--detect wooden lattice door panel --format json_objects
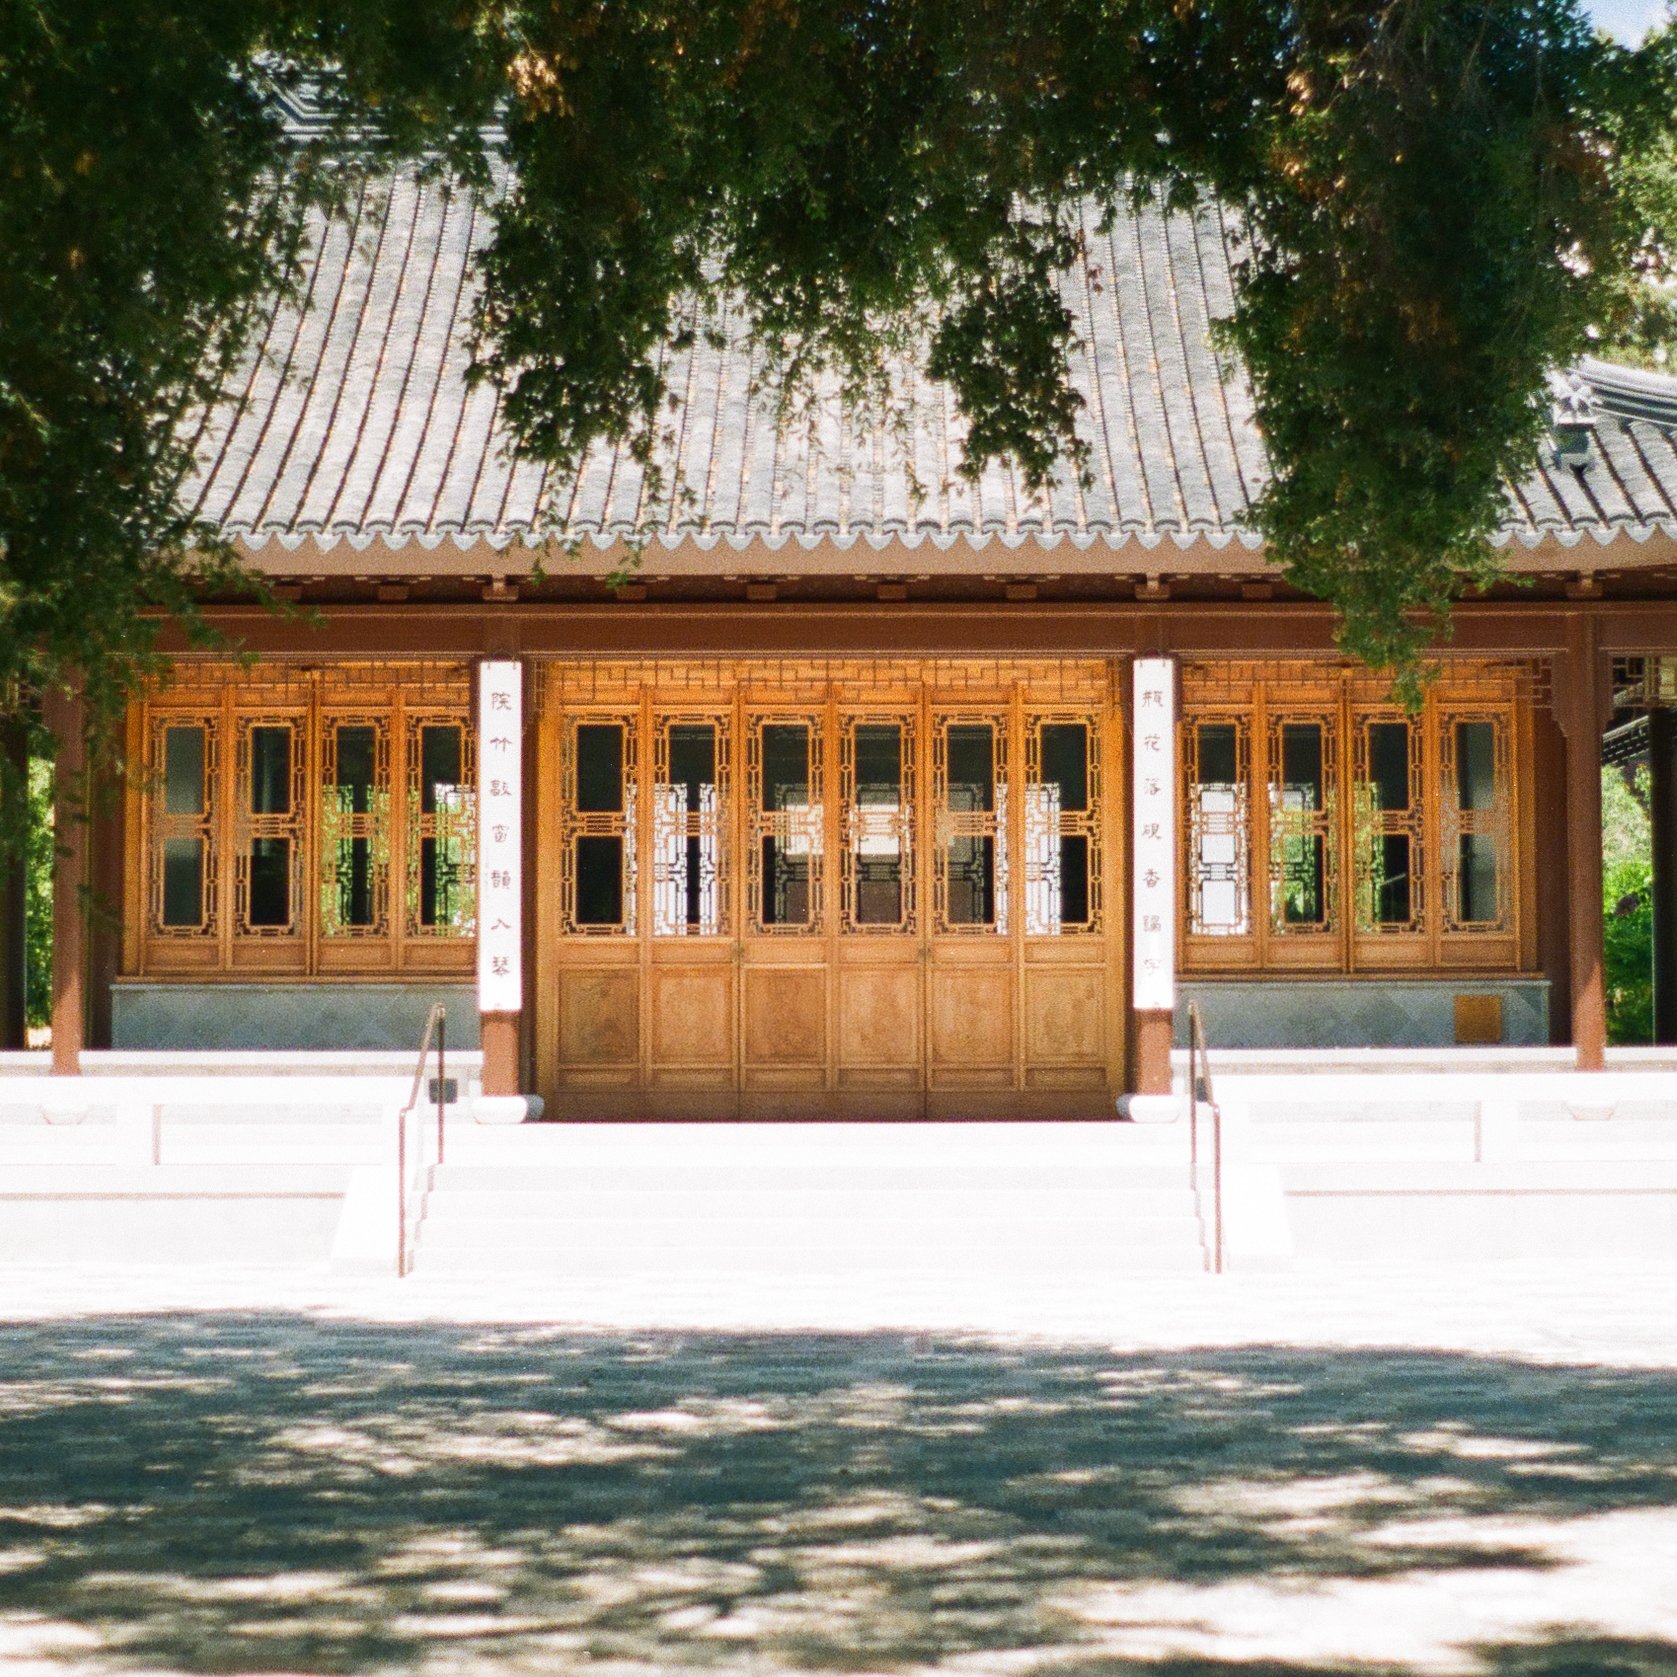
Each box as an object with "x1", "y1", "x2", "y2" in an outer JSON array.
[
  {"x1": 1178, "y1": 660, "x2": 1535, "y2": 977},
  {"x1": 555, "y1": 956, "x2": 640, "y2": 1083},
  {"x1": 926, "y1": 951, "x2": 1016, "y2": 1089},
  {"x1": 536, "y1": 659, "x2": 1122, "y2": 1118},
  {"x1": 740, "y1": 958, "x2": 828, "y2": 1087},
  {"x1": 1022, "y1": 955, "x2": 1109, "y2": 1089},
  {"x1": 646, "y1": 951, "x2": 736, "y2": 1087},
  {"x1": 127, "y1": 663, "x2": 476, "y2": 979}
]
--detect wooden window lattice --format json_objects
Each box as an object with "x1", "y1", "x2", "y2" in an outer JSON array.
[
  {"x1": 1184, "y1": 714, "x2": 1250, "y2": 937},
  {"x1": 932, "y1": 711, "x2": 1009, "y2": 935},
  {"x1": 1266, "y1": 712, "x2": 1339, "y2": 937},
  {"x1": 559, "y1": 713, "x2": 637, "y2": 936},
  {"x1": 841, "y1": 712, "x2": 917, "y2": 935},
  {"x1": 653, "y1": 714, "x2": 729, "y2": 937},
  {"x1": 1180, "y1": 659, "x2": 1526, "y2": 968},
  {"x1": 318, "y1": 715, "x2": 391, "y2": 938},
  {"x1": 1440, "y1": 711, "x2": 1512, "y2": 933},
  {"x1": 1024, "y1": 714, "x2": 1102, "y2": 935},
  {"x1": 147, "y1": 716, "x2": 219, "y2": 939},
  {"x1": 135, "y1": 661, "x2": 478, "y2": 975},
  {"x1": 747, "y1": 713, "x2": 825, "y2": 934},
  {"x1": 234, "y1": 715, "x2": 305, "y2": 937},
  {"x1": 1352, "y1": 713, "x2": 1425, "y2": 936}
]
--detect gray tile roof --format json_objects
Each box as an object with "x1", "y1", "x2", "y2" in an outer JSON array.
[{"x1": 183, "y1": 172, "x2": 1677, "y2": 557}]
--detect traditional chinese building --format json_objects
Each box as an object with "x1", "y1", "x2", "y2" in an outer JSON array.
[{"x1": 16, "y1": 170, "x2": 1677, "y2": 1118}]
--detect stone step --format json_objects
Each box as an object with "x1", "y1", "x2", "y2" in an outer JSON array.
[
  {"x1": 416, "y1": 1209, "x2": 1203, "y2": 1246},
  {"x1": 424, "y1": 1162, "x2": 1192, "y2": 1195},
  {"x1": 407, "y1": 1252, "x2": 1209, "y2": 1278},
  {"x1": 438, "y1": 1121, "x2": 1192, "y2": 1165},
  {"x1": 421, "y1": 1184, "x2": 1196, "y2": 1219}
]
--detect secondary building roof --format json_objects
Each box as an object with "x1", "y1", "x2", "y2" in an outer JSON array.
[{"x1": 183, "y1": 171, "x2": 1677, "y2": 561}]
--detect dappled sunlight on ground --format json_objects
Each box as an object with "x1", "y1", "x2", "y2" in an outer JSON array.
[{"x1": 0, "y1": 1317, "x2": 1676, "y2": 1673}]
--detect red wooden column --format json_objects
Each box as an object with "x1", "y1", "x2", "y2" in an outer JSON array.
[
  {"x1": 1130, "y1": 657, "x2": 1177, "y2": 1096},
  {"x1": 1559, "y1": 620, "x2": 1608, "y2": 1070},
  {"x1": 0, "y1": 715, "x2": 27, "y2": 1050},
  {"x1": 42, "y1": 685, "x2": 86, "y2": 1076},
  {"x1": 1649, "y1": 705, "x2": 1677, "y2": 1044},
  {"x1": 476, "y1": 659, "x2": 525, "y2": 1099}
]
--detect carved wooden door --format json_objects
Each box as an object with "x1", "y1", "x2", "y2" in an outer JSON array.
[{"x1": 538, "y1": 662, "x2": 1120, "y2": 1119}]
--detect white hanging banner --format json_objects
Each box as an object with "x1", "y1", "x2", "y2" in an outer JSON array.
[
  {"x1": 476, "y1": 660, "x2": 523, "y2": 1015},
  {"x1": 1131, "y1": 657, "x2": 1177, "y2": 1012}
]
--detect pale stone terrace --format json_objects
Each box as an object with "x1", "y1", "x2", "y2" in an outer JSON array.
[{"x1": 1, "y1": 1264, "x2": 1675, "y2": 1675}]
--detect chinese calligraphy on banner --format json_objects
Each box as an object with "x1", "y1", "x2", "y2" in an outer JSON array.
[
  {"x1": 1131, "y1": 658, "x2": 1176, "y2": 1012},
  {"x1": 476, "y1": 661, "x2": 522, "y2": 1014}
]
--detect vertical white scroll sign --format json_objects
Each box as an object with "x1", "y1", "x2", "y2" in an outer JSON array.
[
  {"x1": 1131, "y1": 658, "x2": 1177, "y2": 1012},
  {"x1": 476, "y1": 660, "x2": 523, "y2": 1014}
]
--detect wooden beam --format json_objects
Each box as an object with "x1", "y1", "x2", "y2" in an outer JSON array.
[
  {"x1": 0, "y1": 717, "x2": 27, "y2": 1050},
  {"x1": 142, "y1": 597, "x2": 1677, "y2": 663},
  {"x1": 1650, "y1": 707, "x2": 1677, "y2": 1044},
  {"x1": 1558, "y1": 620, "x2": 1608, "y2": 1070},
  {"x1": 42, "y1": 685, "x2": 86, "y2": 1076}
]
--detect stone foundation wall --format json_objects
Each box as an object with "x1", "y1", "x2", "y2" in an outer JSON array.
[
  {"x1": 112, "y1": 984, "x2": 480, "y2": 1052},
  {"x1": 1177, "y1": 979, "x2": 1550, "y2": 1050}
]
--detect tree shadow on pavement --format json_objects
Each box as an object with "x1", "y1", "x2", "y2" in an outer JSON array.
[{"x1": 1, "y1": 1317, "x2": 1675, "y2": 1673}]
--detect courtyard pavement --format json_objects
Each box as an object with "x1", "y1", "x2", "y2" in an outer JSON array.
[{"x1": 1, "y1": 1262, "x2": 1675, "y2": 1675}]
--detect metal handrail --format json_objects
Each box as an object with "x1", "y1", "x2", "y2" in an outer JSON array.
[
  {"x1": 1186, "y1": 1002, "x2": 1224, "y2": 1275},
  {"x1": 396, "y1": 1003, "x2": 446, "y2": 1278}
]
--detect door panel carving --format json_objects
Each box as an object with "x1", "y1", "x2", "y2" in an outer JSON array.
[
  {"x1": 648, "y1": 965, "x2": 734, "y2": 1071},
  {"x1": 1024, "y1": 966, "x2": 1106, "y2": 1064},
  {"x1": 743, "y1": 967, "x2": 827, "y2": 1067},
  {"x1": 837, "y1": 963, "x2": 922, "y2": 1072},
  {"x1": 928, "y1": 963, "x2": 1014, "y2": 1081},
  {"x1": 558, "y1": 969, "x2": 638, "y2": 1067}
]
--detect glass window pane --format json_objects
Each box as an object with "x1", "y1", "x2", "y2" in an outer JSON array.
[
  {"x1": 575, "y1": 836, "x2": 625, "y2": 925},
  {"x1": 161, "y1": 838, "x2": 203, "y2": 928},
  {"x1": 761, "y1": 836, "x2": 815, "y2": 925},
  {"x1": 420, "y1": 726, "x2": 463, "y2": 814},
  {"x1": 1057, "y1": 834, "x2": 1090, "y2": 925},
  {"x1": 654, "y1": 722, "x2": 720, "y2": 936},
  {"x1": 162, "y1": 727, "x2": 205, "y2": 817},
  {"x1": 334, "y1": 726, "x2": 377, "y2": 814},
  {"x1": 1028, "y1": 722, "x2": 1091, "y2": 931},
  {"x1": 248, "y1": 837, "x2": 291, "y2": 927},
  {"x1": 854, "y1": 724, "x2": 901, "y2": 802},
  {"x1": 945, "y1": 837, "x2": 997, "y2": 925},
  {"x1": 323, "y1": 724, "x2": 381, "y2": 933},
  {"x1": 1456, "y1": 722, "x2": 1497, "y2": 811},
  {"x1": 851, "y1": 722, "x2": 906, "y2": 927},
  {"x1": 1198, "y1": 721, "x2": 1238, "y2": 786},
  {"x1": 667, "y1": 723, "x2": 715, "y2": 795},
  {"x1": 1039, "y1": 723, "x2": 1088, "y2": 810},
  {"x1": 419, "y1": 829, "x2": 469, "y2": 928},
  {"x1": 1280, "y1": 724, "x2": 1324, "y2": 802},
  {"x1": 946, "y1": 724, "x2": 995, "y2": 812},
  {"x1": 576, "y1": 724, "x2": 624, "y2": 813},
  {"x1": 1274, "y1": 723, "x2": 1327, "y2": 928},
  {"x1": 249, "y1": 726, "x2": 291, "y2": 815},
  {"x1": 762, "y1": 724, "x2": 810, "y2": 811},
  {"x1": 1367, "y1": 721, "x2": 1411, "y2": 810},
  {"x1": 1458, "y1": 833, "x2": 1499, "y2": 923},
  {"x1": 1374, "y1": 833, "x2": 1413, "y2": 925},
  {"x1": 1190, "y1": 721, "x2": 1248, "y2": 936},
  {"x1": 757, "y1": 722, "x2": 819, "y2": 929}
]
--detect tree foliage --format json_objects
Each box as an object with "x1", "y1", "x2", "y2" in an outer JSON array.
[
  {"x1": 479, "y1": 0, "x2": 1677, "y2": 692},
  {"x1": 3, "y1": 0, "x2": 1676, "y2": 859},
  {"x1": 0, "y1": 1, "x2": 499, "y2": 847}
]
